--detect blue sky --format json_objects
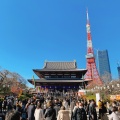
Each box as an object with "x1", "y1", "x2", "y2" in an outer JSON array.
[{"x1": 0, "y1": 0, "x2": 120, "y2": 87}]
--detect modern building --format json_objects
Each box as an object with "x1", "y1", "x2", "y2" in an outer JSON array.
[
  {"x1": 117, "y1": 66, "x2": 120, "y2": 80},
  {"x1": 28, "y1": 61, "x2": 91, "y2": 93},
  {"x1": 97, "y1": 50, "x2": 112, "y2": 83}
]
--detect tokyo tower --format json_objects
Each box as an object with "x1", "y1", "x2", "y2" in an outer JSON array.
[{"x1": 85, "y1": 10, "x2": 103, "y2": 87}]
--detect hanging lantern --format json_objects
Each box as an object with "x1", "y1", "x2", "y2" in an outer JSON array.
[
  {"x1": 117, "y1": 84, "x2": 120, "y2": 87},
  {"x1": 112, "y1": 85, "x2": 114, "y2": 88}
]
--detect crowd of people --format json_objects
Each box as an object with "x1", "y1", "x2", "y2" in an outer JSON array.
[{"x1": 0, "y1": 94, "x2": 120, "y2": 120}]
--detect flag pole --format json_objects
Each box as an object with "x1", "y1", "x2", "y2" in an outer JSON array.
[
  {"x1": 82, "y1": 74, "x2": 85, "y2": 89},
  {"x1": 32, "y1": 75, "x2": 35, "y2": 89}
]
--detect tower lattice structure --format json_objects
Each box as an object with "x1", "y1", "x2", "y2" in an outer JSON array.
[{"x1": 85, "y1": 10, "x2": 103, "y2": 87}]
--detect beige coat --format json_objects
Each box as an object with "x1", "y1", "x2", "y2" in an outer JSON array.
[{"x1": 57, "y1": 110, "x2": 70, "y2": 120}]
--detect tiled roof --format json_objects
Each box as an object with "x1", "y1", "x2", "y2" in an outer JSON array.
[{"x1": 43, "y1": 61, "x2": 77, "y2": 70}]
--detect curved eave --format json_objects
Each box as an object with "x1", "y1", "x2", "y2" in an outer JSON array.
[
  {"x1": 33, "y1": 69, "x2": 87, "y2": 78},
  {"x1": 33, "y1": 69, "x2": 87, "y2": 72},
  {"x1": 28, "y1": 78, "x2": 92, "y2": 85}
]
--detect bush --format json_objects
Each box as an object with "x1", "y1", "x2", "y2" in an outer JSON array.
[
  {"x1": 18, "y1": 95, "x2": 27, "y2": 101},
  {"x1": 86, "y1": 94, "x2": 96, "y2": 100},
  {"x1": 18, "y1": 93, "x2": 33, "y2": 101},
  {"x1": 25, "y1": 93, "x2": 33, "y2": 98}
]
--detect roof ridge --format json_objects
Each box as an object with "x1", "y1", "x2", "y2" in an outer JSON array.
[
  {"x1": 43, "y1": 61, "x2": 77, "y2": 70},
  {"x1": 45, "y1": 61, "x2": 75, "y2": 63}
]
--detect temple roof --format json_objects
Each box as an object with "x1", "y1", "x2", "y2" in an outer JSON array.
[
  {"x1": 33, "y1": 61, "x2": 86, "y2": 72},
  {"x1": 43, "y1": 61, "x2": 77, "y2": 70},
  {"x1": 32, "y1": 61, "x2": 87, "y2": 78}
]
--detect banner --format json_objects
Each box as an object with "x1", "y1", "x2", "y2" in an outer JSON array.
[
  {"x1": 36, "y1": 86, "x2": 41, "y2": 93},
  {"x1": 96, "y1": 93, "x2": 100, "y2": 106}
]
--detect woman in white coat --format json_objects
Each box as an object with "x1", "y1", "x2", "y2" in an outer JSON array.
[
  {"x1": 57, "y1": 106, "x2": 70, "y2": 120},
  {"x1": 34, "y1": 102, "x2": 44, "y2": 120},
  {"x1": 109, "y1": 106, "x2": 120, "y2": 120}
]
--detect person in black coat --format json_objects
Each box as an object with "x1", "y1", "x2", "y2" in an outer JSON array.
[
  {"x1": 44, "y1": 100, "x2": 56, "y2": 120},
  {"x1": 89, "y1": 99, "x2": 97, "y2": 120},
  {"x1": 54, "y1": 99, "x2": 60, "y2": 120},
  {"x1": 101, "y1": 102, "x2": 108, "y2": 120},
  {"x1": 5, "y1": 109, "x2": 20, "y2": 120},
  {"x1": 72, "y1": 102, "x2": 87, "y2": 120},
  {"x1": 27, "y1": 99, "x2": 36, "y2": 120}
]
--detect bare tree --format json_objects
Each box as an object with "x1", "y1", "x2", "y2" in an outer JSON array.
[{"x1": 0, "y1": 67, "x2": 27, "y2": 94}]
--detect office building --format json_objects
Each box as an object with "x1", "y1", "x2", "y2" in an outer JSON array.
[
  {"x1": 97, "y1": 50, "x2": 112, "y2": 83},
  {"x1": 117, "y1": 66, "x2": 120, "y2": 79}
]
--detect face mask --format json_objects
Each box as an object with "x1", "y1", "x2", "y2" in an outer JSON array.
[{"x1": 79, "y1": 106, "x2": 83, "y2": 108}]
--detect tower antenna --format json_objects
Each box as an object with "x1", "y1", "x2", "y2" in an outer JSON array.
[{"x1": 86, "y1": 8, "x2": 89, "y2": 25}]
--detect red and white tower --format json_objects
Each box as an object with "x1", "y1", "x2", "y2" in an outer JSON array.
[{"x1": 85, "y1": 10, "x2": 103, "y2": 86}]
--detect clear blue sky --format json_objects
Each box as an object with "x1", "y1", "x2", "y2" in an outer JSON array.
[{"x1": 0, "y1": 0, "x2": 119, "y2": 87}]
